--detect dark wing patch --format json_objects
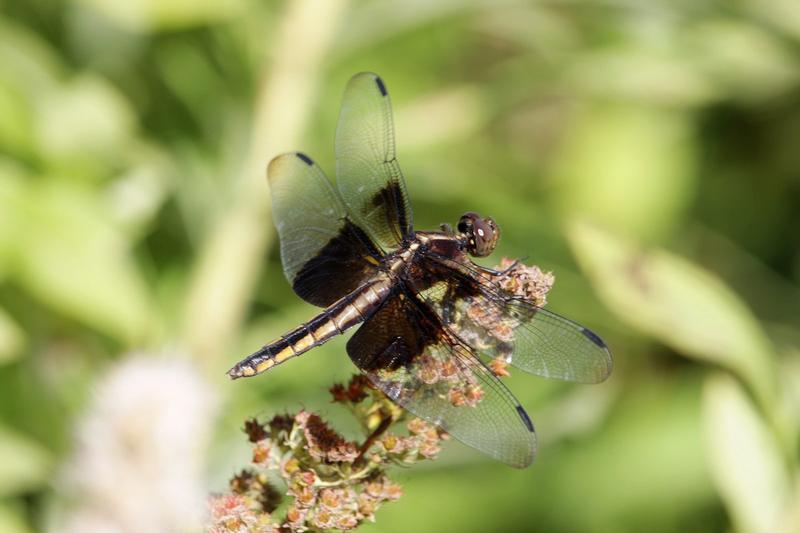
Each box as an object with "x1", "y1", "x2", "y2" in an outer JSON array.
[
  {"x1": 268, "y1": 153, "x2": 382, "y2": 307},
  {"x1": 291, "y1": 219, "x2": 382, "y2": 307},
  {"x1": 375, "y1": 75, "x2": 388, "y2": 96},
  {"x1": 347, "y1": 291, "x2": 536, "y2": 468},
  {"x1": 580, "y1": 327, "x2": 607, "y2": 349},
  {"x1": 335, "y1": 72, "x2": 414, "y2": 249},
  {"x1": 295, "y1": 152, "x2": 313, "y2": 166}
]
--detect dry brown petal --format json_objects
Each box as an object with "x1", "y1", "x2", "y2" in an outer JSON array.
[
  {"x1": 268, "y1": 414, "x2": 294, "y2": 435},
  {"x1": 406, "y1": 418, "x2": 428, "y2": 435},
  {"x1": 297, "y1": 411, "x2": 359, "y2": 464},
  {"x1": 380, "y1": 433, "x2": 404, "y2": 454},
  {"x1": 243, "y1": 418, "x2": 268, "y2": 443},
  {"x1": 229, "y1": 469, "x2": 255, "y2": 495},
  {"x1": 422, "y1": 427, "x2": 439, "y2": 442},
  {"x1": 439, "y1": 359, "x2": 459, "y2": 380},
  {"x1": 291, "y1": 485, "x2": 316, "y2": 508},
  {"x1": 296, "y1": 470, "x2": 317, "y2": 486},
  {"x1": 283, "y1": 505, "x2": 306, "y2": 531},
  {"x1": 489, "y1": 357, "x2": 511, "y2": 377},
  {"x1": 330, "y1": 374, "x2": 372, "y2": 404},
  {"x1": 448, "y1": 388, "x2": 467, "y2": 407},
  {"x1": 416, "y1": 355, "x2": 440, "y2": 385},
  {"x1": 364, "y1": 481, "x2": 383, "y2": 499},
  {"x1": 382, "y1": 481, "x2": 403, "y2": 501},
  {"x1": 280, "y1": 457, "x2": 300, "y2": 478},
  {"x1": 494, "y1": 258, "x2": 554, "y2": 306},
  {"x1": 419, "y1": 441, "x2": 441, "y2": 459},
  {"x1": 329, "y1": 383, "x2": 350, "y2": 403},
  {"x1": 256, "y1": 480, "x2": 283, "y2": 514},
  {"x1": 312, "y1": 509, "x2": 336, "y2": 529},
  {"x1": 336, "y1": 513, "x2": 359, "y2": 530},
  {"x1": 252, "y1": 441, "x2": 270, "y2": 464},
  {"x1": 208, "y1": 493, "x2": 262, "y2": 532},
  {"x1": 464, "y1": 384, "x2": 485, "y2": 406},
  {"x1": 319, "y1": 488, "x2": 343, "y2": 510},
  {"x1": 358, "y1": 494, "x2": 379, "y2": 519}
]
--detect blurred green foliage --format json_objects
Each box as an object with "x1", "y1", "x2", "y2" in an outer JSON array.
[{"x1": 0, "y1": 0, "x2": 798, "y2": 532}]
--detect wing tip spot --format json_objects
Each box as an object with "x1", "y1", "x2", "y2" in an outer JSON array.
[
  {"x1": 580, "y1": 327, "x2": 607, "y2": 349},
  {"x1": 516, "y1": 405, "x2": 535, "y2": 433},
  {"x1": 295, "y1": 152, "x2": 313, "y2": 166},
  {"x1": 374, "y1": 76, "x2": 388, "y2": 96}
]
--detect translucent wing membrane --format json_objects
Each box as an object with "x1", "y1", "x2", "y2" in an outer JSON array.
[
  {"x1": 421, "y1": 254, "x2": 613, "y2": 384},
  {"x1": 335, "y1": 72, "x2": 414, "y2": 249},
  {"x1": 259, "y1": 72, "x2": 609, "y2": 468},
  {"x1": 268, "y1": 153, "x2": 382, "y2": 307},
  {"x1": 347, "y1": 292, "x2": 536, "y2": 468}
]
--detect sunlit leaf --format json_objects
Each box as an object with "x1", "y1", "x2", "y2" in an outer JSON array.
[
  {"x1": 703, "y1": 373, "x2": 792, "y2": 533},
  {"x1": 0, "y1": 20, "x2": 63, "y2": 95},
  {"x1": 0, "y1": 21, "x2": 61, "y2": 159},
  {"x1": 562, "y1": 47, "x2": 719, "y2": 106},
  {"x1": 396, "y1": 85, "x2": 485, "y2": 150},
  {"x1": 35, "y1": 74, "x2": 136, "y2": 174},
  {"x1": 687, "y1": 21, "x2": 800, "y2": 102},
  {"x1": 739, "y1": 0, "x2": 800, "y2": 41},
  {"x1": 551, "y1": 104, "x2": 695, "y2": 241},
  {"x1": 75, "y1": 0, "x2": 246, "y2": 32},
  {"x1": 0, "y1": 307, "x2": 24, "y2": 364},
  {"x1": 0, "y1": 503, "x2": 31, "y2": 533},
  {"x1": 0, "y1": 159, "x2": 28, "y2": 283},
  {"x1": 0, "y1": 425, "x2": 51, "y2": 497},
  {"x1": 0, "y1": 82, "x2": 34, "y2": 158},
  {"x1": 568, "y1": 221, "x2": 777, "y2": 409},
  {"x1": 12, "y1": 180, "x2": 152, "y2": 344}
]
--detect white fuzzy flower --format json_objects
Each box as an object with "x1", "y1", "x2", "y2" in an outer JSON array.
[{"x1": 57, "y1": 354, "x2": 217, "y2": 533}]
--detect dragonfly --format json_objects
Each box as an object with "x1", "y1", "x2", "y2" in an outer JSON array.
[{"x1": 228, "y1": 72, "x2": 612, "y2": 468}]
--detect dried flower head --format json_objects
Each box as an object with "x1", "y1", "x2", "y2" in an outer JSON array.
[
  {"x1": 296, "y1": 411, "x2": 359, "y2": 463},
  {"x1": 243, "y1": 418, "x2": 268, "y2": 443},
  {"x1": 494, "y1": 257, "x2": 554, "y2": 306},
  {"x1": 210, "y1": 258, "x2": 552, "y2": 531},
  {"x1": 208, "y1": 374, "x2": 446, "y2": 532},
  {"x1": 330, "y1": 374, "x2": 372, "y2": 403}
]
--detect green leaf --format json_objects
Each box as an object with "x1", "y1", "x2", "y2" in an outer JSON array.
[
  {"x1": 0, "y1": 425, "x2": 51, "y2": 497},
  {"x1": 688, "y1": 21, "x2": 800, "y2": 102},
  {"x1": 35, "y1": 74, "x2": 136, "y2": 175},
  {"x1": 568, "y1": 221, "x2": 777, "y2": 409},
  {"x1": 11, "y1": 180, "x2": 152, "y2": 344},
  {"x1": 0, "y1": 307, "x2": 24, "y2": 364},
  {"x1": 703, "y1": 373, "x2": 792, "y2": 533},
  {"x1": 739, "y1": 0, "x2": 800, "y2": 41},
  {"x1": 74, "y1": 0, "x2": 246, "y2": 32},
  {"x1": 551, "y1": 104, "x2": 695, "y2": 241},
  {"x1": 0, "y1": 503, "x2": 32, "y2": 533},
  {"x1": 0, "y1": 159, "x2": 28, "y2": 277},
  {"x1": 0, "y1": 81, "x2": 35, "y2": 158}
]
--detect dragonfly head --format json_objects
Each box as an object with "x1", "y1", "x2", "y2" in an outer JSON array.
[{"x1": 457, "y1": 212, "x2": 500, "y2": 257}]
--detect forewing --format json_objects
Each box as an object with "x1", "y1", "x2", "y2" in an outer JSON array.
[
  {"x1": 421, "y1": 255, "x2": 613, "y2": 384},
  {"x1": 268, "y1": 152, "x2": 382, "y2": 307},
  {"x1": 335, "y1": 72, "x2": 413, "y2": 249},
  {"x1": 347, "y1": 293, "x2": 536, "y2": 468}
]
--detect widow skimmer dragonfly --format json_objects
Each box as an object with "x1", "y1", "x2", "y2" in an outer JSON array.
[{"x1": 229, "y1": 72, "x2": 612, "y2": 468}]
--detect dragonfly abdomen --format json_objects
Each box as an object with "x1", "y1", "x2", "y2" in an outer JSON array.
[{"x1": 228, "y1": 277, "x2": 392, "y2": 379}]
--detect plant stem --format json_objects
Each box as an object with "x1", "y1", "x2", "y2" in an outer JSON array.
[{"x1": 181, "y1": 0, "x2": 349, "y2": 374}]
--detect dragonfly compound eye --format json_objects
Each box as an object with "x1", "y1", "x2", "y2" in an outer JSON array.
[{"x1": 458, "y1": 213, "x2": 499, "y2": 257}]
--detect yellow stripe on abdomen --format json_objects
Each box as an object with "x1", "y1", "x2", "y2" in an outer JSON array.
[{"x1": 228, "y1": 277, "x2": 393, "y2": 379}]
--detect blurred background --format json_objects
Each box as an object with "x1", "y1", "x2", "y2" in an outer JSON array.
[{"x1": 1, "y1": 0, "x2": 799, "y2": 531}]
